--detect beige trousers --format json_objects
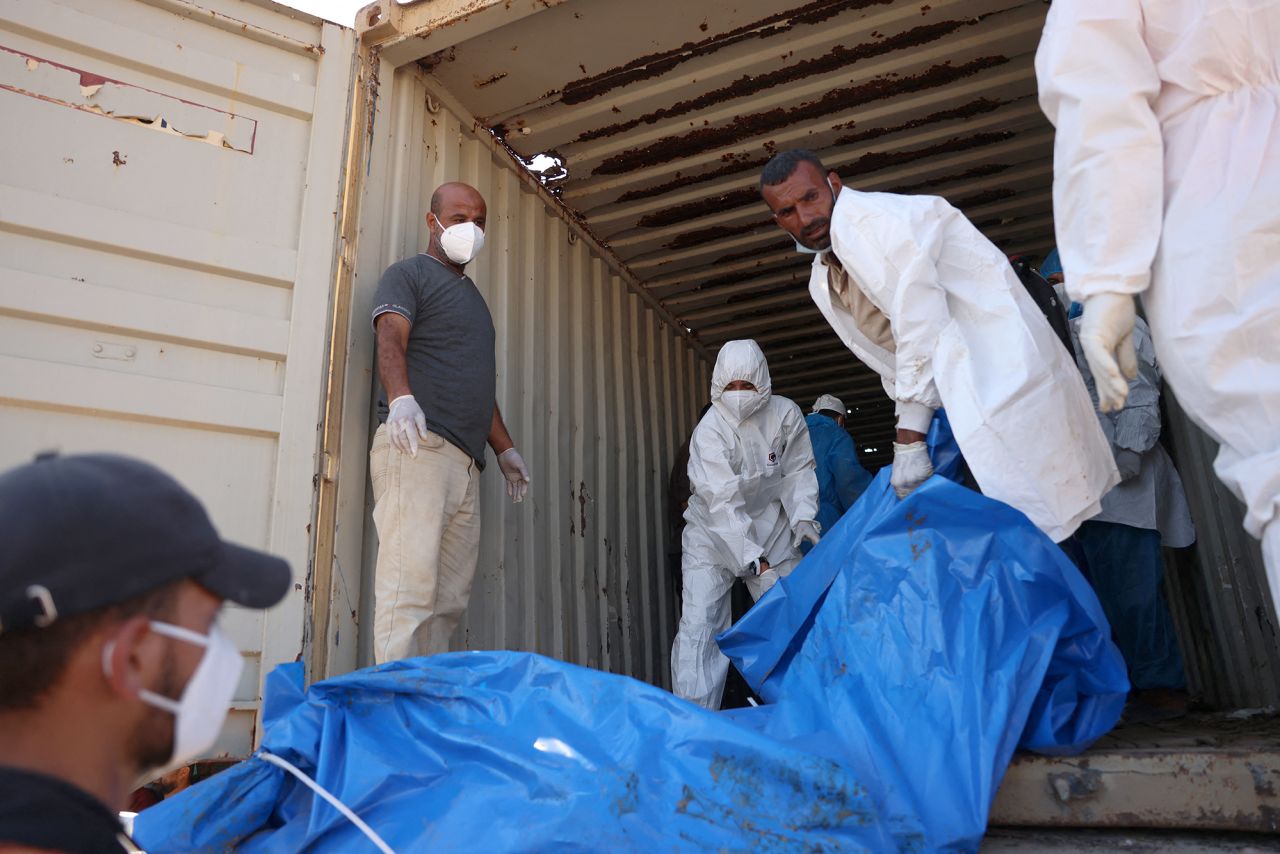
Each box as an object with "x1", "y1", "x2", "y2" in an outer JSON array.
[{"x1": 370, "y1": 423, "x2": 481, "y2": 664}]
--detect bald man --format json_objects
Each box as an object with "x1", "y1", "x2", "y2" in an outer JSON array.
[{"x1": 369, "y1": 182, "x2": 530, "y2": 663}]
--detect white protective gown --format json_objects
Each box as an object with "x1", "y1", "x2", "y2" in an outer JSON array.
[
  {"x1": 672, "y1": 339, "x2": 819, "y2": 709},
  {"x1": 809, "y1": 188, "x2": 1117, "y2": 542},
  {"x1": 1037, "y1": 0, "x2": 1280, "y2": 600},
  {"x1": 1072, "y1": 316, "x2": 1196, "y2": 548}
]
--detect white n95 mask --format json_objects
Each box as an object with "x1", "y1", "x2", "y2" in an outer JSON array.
[
  {"x1": 435, "y1": 218, "x2": 485, "y2": 265},
  {"x1": 720, "y1": 390, "x2": 763, "y2": 422},
  {"x1": 105, "y1": 620, "x2": 244, "y2": 775}
]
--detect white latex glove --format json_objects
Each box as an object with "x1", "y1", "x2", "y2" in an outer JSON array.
[
  {"x1": 792, "y1": 520, "x2": 821, "y2": 549},
  {"x1": 1115, "y1": 448, "x2": 1142, "y2": 482},
  {"x1": 891, "y1": 441, "x2": 933, "y2": 499},
  {"x1": 497, "y1": 448, "x2": 531, "y2": 503},
  {"x1": 1079, "y1": 293, "x2": 1139, "y2": 413},
  {"x1": 386, "y1": 394, "x2": 428, "y2": 457}
]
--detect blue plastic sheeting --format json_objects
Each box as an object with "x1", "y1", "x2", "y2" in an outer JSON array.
[
  {"x1": 718, "y1": 471, "x2": 1129, "y2": 850},
  {"x1": 721, "y1": 411, "x2": 963, "y2": 692},
  {"x1": 135, "y1": 654, "x2": 901, "y2": 852},
  {"x1": 135, "y1": 411, "x2": 1125, "y2": 853},
  {"x1": 926, "y1": 409, "x2": 963, "y2": 481}
]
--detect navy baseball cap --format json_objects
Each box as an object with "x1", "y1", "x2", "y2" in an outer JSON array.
[{"x1": 0, "y1": 453, "x2": 291, "y2": 633}]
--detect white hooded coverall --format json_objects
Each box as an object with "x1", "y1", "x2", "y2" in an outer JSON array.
[
  {"x1": 671, "y1": 340, "x2": 820, "y2": 710},
  {"x1": 809, "y1": 188, "x2": 1118, "y2": 542},
  {"x1": 1036, "y1": 0, "x2": 1280, "y2": 610}
]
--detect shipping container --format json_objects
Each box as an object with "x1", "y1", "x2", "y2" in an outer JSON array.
[{"x1": 2, "y1": 0, "x2": 1277, "y2": 837}]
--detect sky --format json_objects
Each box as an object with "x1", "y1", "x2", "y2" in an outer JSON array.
[{"x1": 279, "y1": 0, "x2": 368, "y2": 26}]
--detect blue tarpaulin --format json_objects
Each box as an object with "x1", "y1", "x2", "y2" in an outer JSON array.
[
  {"x1": 717, "y1": 470, "x2": 1128, "y2": 849},
  {"x1": 135, "y1": 653, "x2": 899, "y2": 852},
  {"x1": 135, "y1": 419, "x2": 1126, "y2": 852}
]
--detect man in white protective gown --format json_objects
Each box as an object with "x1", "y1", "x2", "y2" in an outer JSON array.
[
  {"x1": 1036, "y1": 0, "x2": 1280, "y2": 616},
  {"x1": 758, "y1": 149, "x2": 1117, "y2": 543},
  {"x1": 671, "y1": 339, "x2": 820, "y2": 710}
]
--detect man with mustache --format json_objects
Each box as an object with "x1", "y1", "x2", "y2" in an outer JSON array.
[{"x1": 759, "y1": 150, "x2": 1116, "y2": 543}]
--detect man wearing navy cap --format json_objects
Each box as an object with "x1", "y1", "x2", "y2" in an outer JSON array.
[{"x1": 0, "y1": 453, "x2": 291, "y2": 853}]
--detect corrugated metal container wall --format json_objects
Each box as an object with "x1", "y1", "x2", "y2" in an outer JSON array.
[
  {"x1": 0, "y1": 0, "x2": 353, "y2": 755},
  {"x1": 1161, "y1": 396, "x2": 1280, "y2": 709},
  {"x1": 323, "y1": 63, "x2": 710, "y2": 688}
]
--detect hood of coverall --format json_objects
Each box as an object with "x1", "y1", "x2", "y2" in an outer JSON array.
[{"x1": 710, "y1": 340, "x2": 773, "y2": 425}]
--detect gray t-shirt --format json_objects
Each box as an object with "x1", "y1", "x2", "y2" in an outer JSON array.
[{"x1": 372, "y1": 253, "x2": 496, "y2": 468}]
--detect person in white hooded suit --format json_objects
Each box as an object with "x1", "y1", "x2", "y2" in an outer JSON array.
[
  {"x1": 671, "y1": 339, "x2": 820, "y2": 709},
  {"x1": 759, "y1": 150, "x2": 1117, "y2": 543},
  {"x1": 1036, "y1": 0, "x2": 1280, "y2": 619}
]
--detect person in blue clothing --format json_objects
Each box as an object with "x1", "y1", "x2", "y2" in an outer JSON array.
[{"x1": 804, "y1": 395, "x2": 873, "y2": 547}]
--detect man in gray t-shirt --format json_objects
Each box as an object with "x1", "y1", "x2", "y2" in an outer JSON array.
[{"x1": 369, "y1": 181, "x2": 530, "y2": 664}]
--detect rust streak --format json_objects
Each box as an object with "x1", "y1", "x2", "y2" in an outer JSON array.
[
  {"x1": 593, "y1": 56, "x2": 1010, "y2": 176},
  {"x1": 475, "y1": 71, "x2": 508, "y2": 88},
  {"x1": 577, "y1": 19, "x2": 978, "y2": 143},
  {"x1": 636, "y1": 132, "x2": 1014, "y2": 228},
  {"x1": 674, "y1": 261, "x2": 813, "y2": 294},
  {"x1": 713, "y1": 239, "x2": 793, "y2": 265},
  {"x1": 665, "y1": 218, "x2": 773, "y2": 249},
  {"x1": 949, "y1": 187, "x2": 1018, "y2": 210},
  {"x1": 615, "y1": 96, "x2": 1013, "y2": 204},
  {"x1": 559, "y1": 0, "x2": 895, "y2": 105},
  {"x1": 833, "y1": 96, "x2": 1006, "y2": 146},
  {"x1": 617, "y1": 155, "x2": 770, "y2": 203},
  {"x1": 840, "y1": 131, "x2": 1014, "y2": 179},
  {"x1": 637, "y1": 188, "x2": 758, "y2": 228},
  {"x1": 891, "y1": 162, "x2": 1011, "y2": 196}
]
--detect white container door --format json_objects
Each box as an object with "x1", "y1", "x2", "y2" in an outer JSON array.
[{"x1": 0, "y1": 0, "x2": 355, "y2": 758}]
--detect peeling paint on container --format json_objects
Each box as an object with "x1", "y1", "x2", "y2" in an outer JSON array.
[{"x1": 0, "y1": 0, "x2": 355, "y2": 757}]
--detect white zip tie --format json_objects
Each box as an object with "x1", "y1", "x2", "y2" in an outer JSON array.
[
  {"x1": 747, "y1": 697, "x2": 759, "y2": 707},
  {"x1": 258, "y1": 750, "x2": 396, "y2": 854}
]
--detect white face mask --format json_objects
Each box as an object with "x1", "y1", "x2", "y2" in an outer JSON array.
[
  {"x1": 432, "y1": 215, "x2": 485, "y2": 266},
  {"x1": 720, "y1": 390, "x2": 763, "y2": 422},
  {"x1": 1051, "y1": 282, "x2": 1068, "y2": 309},
  {"x1": 104, "y1": 621, "x2": 243, "y2": 775}
]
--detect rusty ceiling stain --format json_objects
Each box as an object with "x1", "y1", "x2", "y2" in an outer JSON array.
[
  {"x1": 632, "y1": 131, "x2": 1014, "y2": 229},
  {"x1": 614, "y1": 97, "x2": 1012, "y2": 206},
  {"x1": 714, "y1": 238, "x2": 793, "y2": 265},
  {"x1": 666, "y1": 218, "x2": 774, "y2": 250},
  {"x1": 592, "y1": 55, "x2": 1010, "y2": 175},
  {"x1": 616, "y1": 155, "x2": 772, "y2": 203},
  {"x1": 950, "y1": 187, "x2": 1018, "y2": 210},
  {"x1": 637, "y1": 187, "x2": 760, "y2": 228},
  {"x1": 558, "y1": 0, "x2": 896, "y2": 105},
  {"x1": 842, "y1": 130, "x2": 1015, "y2": 179},
  {"x1": 833, "y1": 96, "x2": 1008, "y2": 146},
  {"x1": 476, "y1": 71, "x2": 509, "y2": 88},
  {"x1": 576, "y1": 18, "x2": 981, "y2": 143},
  {"x1": 891, "y1": 162, "x2": 1012, "y2": 196}
]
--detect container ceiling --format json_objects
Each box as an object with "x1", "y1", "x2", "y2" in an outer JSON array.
[{"x1": 413, "y1": 0, "x2": 1056, "y2": 468}]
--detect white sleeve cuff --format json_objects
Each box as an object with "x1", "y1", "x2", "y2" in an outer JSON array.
[{"x1": 895, "y1": 401, "x2": 936, "y2": 434}]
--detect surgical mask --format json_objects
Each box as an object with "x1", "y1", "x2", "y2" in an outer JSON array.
[
  {"x1": 720, "y1": 390, "x2": 762, "y2": 422},
  {"x1": 1051, "y1": 282, "x2": 1068, "y2": 309},
  {"x1": 791, "y1": 178, "x2": 838, "y2": 255},
  {"x1": 432, "y1": 215, "x2": 485, "y2": 265},
  {"x1": 104, "y1": 621, "x2": 243, "y2": 775}
]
